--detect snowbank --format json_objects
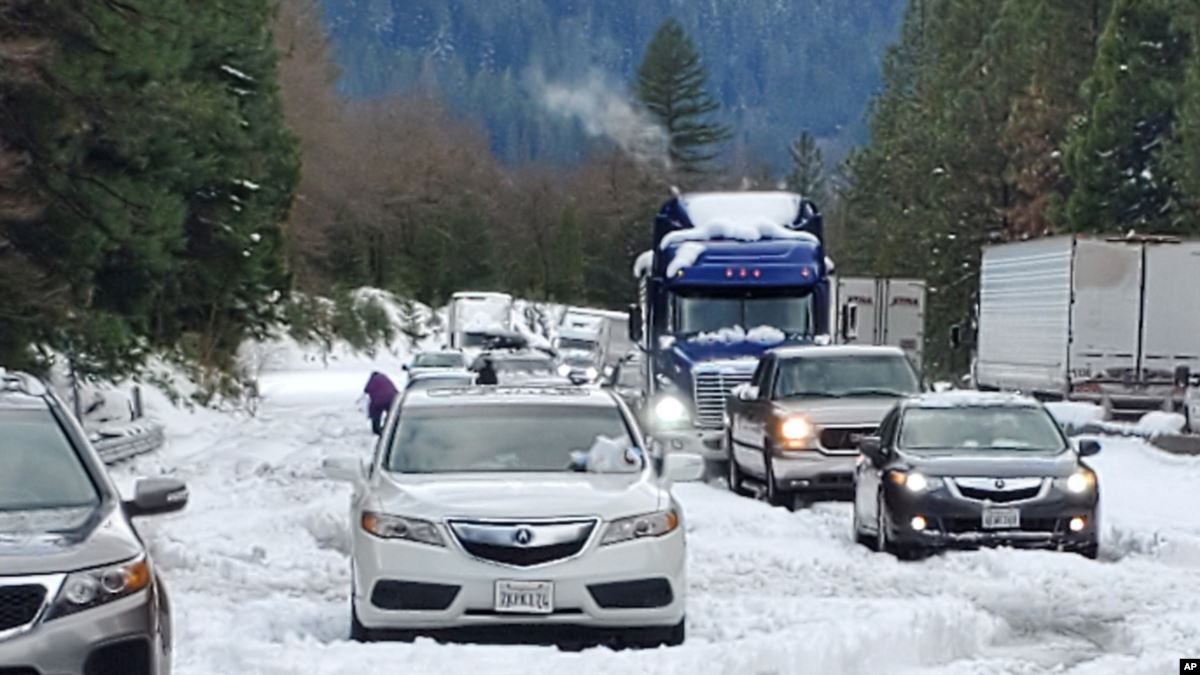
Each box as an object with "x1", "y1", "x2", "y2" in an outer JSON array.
[
  {"x1": 1045, "y1": 401, "x2": 1107, "y2": 431},
  {"x1": 1135, "y1": 411, "x2": 1186, "y2": 436}
]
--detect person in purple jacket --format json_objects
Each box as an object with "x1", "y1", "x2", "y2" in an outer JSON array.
[{"x1": 363, "y1": 371, "x2": 399, "y2": 435}]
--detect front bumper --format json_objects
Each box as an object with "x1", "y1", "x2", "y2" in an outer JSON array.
[
  {"x1": 883, "y1": 485, "x2": 1099, "y2": 551},
  {"x1": 771, "y1": 451, "x2": 857, "y2": 495},
  {"x1": 0, "y1": 586, "x2": 162, "y2": 675},
  {"x1": 353, "y1": 526, "x2": 687, "y2": 631}
]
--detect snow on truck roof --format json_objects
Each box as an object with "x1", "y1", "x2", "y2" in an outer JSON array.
[{"x1": 662, "y1": 192, "x2": 820, "y2": 248}]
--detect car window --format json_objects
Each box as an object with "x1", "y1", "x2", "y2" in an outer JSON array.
[
  {"x1": 774, "y1": 355, "x2": 920, "y2": 398},
  {"x1": 387, "y1": 404, "x2": 639, "y2": 473},
  {"x1": 877, "y1": 408, "x2": 900, "y2": 446},
  {"x1": 413, "y1": 353, "x2": 463, "y2": 368},
  {"x1": 0, "y1": 409, "x2": 100, "y2": 511},
  {"x1": 405, "y1": 375, "x2": 474, "y2": 392},
  {"x1": 899, "y1": 407, "x2": 1066, "y2": 452}
]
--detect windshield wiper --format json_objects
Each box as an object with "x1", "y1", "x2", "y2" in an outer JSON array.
[
  {"x1": 840, "y1": 388, "x2": 912, "y2": 398},
  {"x1": 780, "y1": 391, "x2": 843, "y2": 399}
]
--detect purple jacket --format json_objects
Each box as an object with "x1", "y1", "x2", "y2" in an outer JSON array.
[{"x1": 364, "y1": 372, "x2": 399, "y2": 416}]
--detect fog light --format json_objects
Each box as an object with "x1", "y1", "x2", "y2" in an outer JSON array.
[
  {"x1": 1069, "y1": 517, "x2": 1085, "y2": 532},
  {"x1": 910, "y1": 516, "x2": 927, "y2": 531}
]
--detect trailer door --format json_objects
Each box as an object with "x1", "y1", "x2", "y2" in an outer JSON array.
[
  {"x1": 1070, "y1": 239, "x2": 1143, "y2": 387},
  {"x1": 835, "y1": 277, "x2": 878, "y2": 345},
  {"x1": 882, "y1": 279, "x2": 926, "y2": 371},
  {"x1": 1140, "y1": 242, "x2": 1200, "y2": 384}
]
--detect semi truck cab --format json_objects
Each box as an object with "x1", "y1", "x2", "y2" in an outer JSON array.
[{"x1": 630, "y1": 192, "x2": 831, "y2": 465}]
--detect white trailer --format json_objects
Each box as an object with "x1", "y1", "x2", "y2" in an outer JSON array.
[
  {"x1": 447, "y1": 292, "x2": 515, "y2": 350},
  {"x1": 974, "y1": 236, "x2": 1200, "y2": 422},
  {"x1": 557, "y1": 307, "x2": 632, "y2": 369},
  {"x1": 830, "y1": 276, "x2": 926, "y2": 371}
]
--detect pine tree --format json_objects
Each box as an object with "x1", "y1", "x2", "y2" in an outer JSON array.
[
  {"x1": 633, "y1": 19, "x2": 731, "y2": 174},
  {"x1": 785, "y1": 132, "x2": 827, "y2": 206},
  {"x1": 1065, "y1": 0, "x2": 1195, "y2": 234},
  {"x1": 1171, "y1": 7, "x2": 1200, "y2": 209},
  {"x1": 553, "y1": 204, "x2": 584, "y2": 301}
]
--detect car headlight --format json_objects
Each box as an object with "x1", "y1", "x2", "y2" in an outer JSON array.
[
  {"x1": 557, "y1": 364, "x2": 572, "y2": 377},
  {"x1": 585, "y1": 367, "x2": 599, "y2": 381},
  {"x1": 600, "y1": 509, "x2": 680, "y2": 546},
  {"x1": 1063, "y1": 470, "x2": 1096, "y2": 494},
  {"x1": 654, "y1": 396, "x2": 689, "y2": 424},
  {"x1": 780, "y1": 416, "x2": 813, "y2": 441},
  {"x1": 887, "y1": 470, "x2": 943, "y2": 493},
  {"x1": 46, "y1": 556, "x2": 152, "y2": 620},
  {"x1": 361, "y1": 511, "x2": 445, "y2": 547}
]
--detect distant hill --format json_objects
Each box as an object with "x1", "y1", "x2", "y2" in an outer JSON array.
[{"x1": 319, "y1": 0, "x2": 906, "y2": 169}]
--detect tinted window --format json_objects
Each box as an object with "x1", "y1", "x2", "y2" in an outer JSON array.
[
  {"x1": 774, "y1": 355, "x2": 920, "y2": 398},
  {"x1": 413, "y1": 353, "x2": 464, "y2": 368},
  {"x1": 0, "y1": 409, "x2": 99, "y2": 511},
  {"x1": 405, "y1": 375, "x2": 474, "y2": 392},
  {"x1": 558, "y1": 338, "x2": 596, "y2": 352},
  {"x1": 388, "y1": 404, "x2": 638, "y2": 473},
  {"x1": 899, "y1": 407, "x2": 1066, "y2": 452},
  {"x1": 672, "y1": 293, "x2": 815, "y2": 336}
]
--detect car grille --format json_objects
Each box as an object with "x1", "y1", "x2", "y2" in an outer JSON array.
[
  {"x1": 957, "y1": 485, "x2": 1041, "y2": 503},
  {"x1": 940, "y1": 517, "x2": 1060, "y2": 533},
  {"x1": 0, "y1": 585, "x2": 46, "y2": 632},
  {"x1": 819, "y1": 427, "x2": 876, "y2": 452},
  {"x1": 952, "y1": 477, "x2": 1045, "y2": 503},
  {"x1": 693, "y1": 369, "x2": 753, "y2": 429},
  {"x1": 449, "y1": 519, "x2": 597, "y2": 567}
]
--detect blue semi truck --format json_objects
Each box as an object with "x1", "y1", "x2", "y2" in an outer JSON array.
[{"x1": 628, "y1": 191, "x2": 831, "y2": 466}]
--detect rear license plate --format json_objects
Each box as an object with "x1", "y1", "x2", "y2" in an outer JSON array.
[
  {"x1": 494, "y1": 580, "x2": 554, "y2": 614},
  {"x1": 982, "y1": 508, "x2": 1020, "y2": 529}
]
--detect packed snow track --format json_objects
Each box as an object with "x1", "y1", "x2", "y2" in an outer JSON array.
[{"x1": 114, "y1": 367, "x2": 1200, "y2": 675}]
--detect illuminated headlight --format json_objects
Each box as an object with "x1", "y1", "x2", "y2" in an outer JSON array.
[
  {"x1": 780, "y1": 417, "x2": 813, "y2": 441},
  {"x1": 585, "y1": 367, "x2": 599, "y2": 381},
  {"x1": 601, "y1": 509, "x2": 680, "y2": 546},
  {"x1": 361, "y1": 511, "x2": 445, "y2": 547},
  {"x1": 47, "y1": 556, "x2": 152, "y2": 620},
  {"x1": 557, "y1": 364, "x2": 572, "y2": 377},
  {"x1": 654, "y1": 396, "x2": 689, "y2": 424},
  {"x1": 888, "y1": 471, "x2": 942, "y2": 493},
  {"x1": 1063, "y1": 470, "x2": 1096, "y2": 494}
]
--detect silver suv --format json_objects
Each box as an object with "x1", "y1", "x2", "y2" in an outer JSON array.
[{"x1": 0, "y1": 370, "x2": 188, "y2": 675}]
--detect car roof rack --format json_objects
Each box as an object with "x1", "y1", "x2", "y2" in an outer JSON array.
[{"x1": 424, "y1": 385, "x2": 589, "y2": 398}]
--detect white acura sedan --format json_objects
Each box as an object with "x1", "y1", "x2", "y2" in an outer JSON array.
[{"x1": 324, "y1": 385, "x2": 704, "y2": 647}]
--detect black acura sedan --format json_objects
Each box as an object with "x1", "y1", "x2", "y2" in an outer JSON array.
[{"x1": 853, "y1": 392, "x2": 1100, "y2": 559}]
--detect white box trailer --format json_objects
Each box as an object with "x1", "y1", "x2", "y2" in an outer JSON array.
[
  {"x1": 447, "y1": 291, "x2": 515, "y2": 350},
  {"x1": 975, "y1": 236, "x2": 1200, "y2": 422},
  {"x1": 557, "y1": 307, "x2": 632, "y2": 369},
  {"x1": 830, "y1": 276, "x2": 926, "y2": 371}
]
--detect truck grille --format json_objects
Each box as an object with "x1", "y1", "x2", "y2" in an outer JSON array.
[
  {"x1": 693, "y1": 370, "x2": 753, "y2": 429},
  {"x1": 819, "y1": 427, "x2": 876, "y2": 452},
  {"x1": 0, "y1": 585, "x2": 46, "y2": 632}
]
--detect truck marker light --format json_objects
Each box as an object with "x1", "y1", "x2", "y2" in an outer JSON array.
[
  {"x1": 801, "y1": 267, "x2": 811, "y2": 278},
  {"x1": 726, "y1": 268, "x2": 734, "y2": 278},
  {"x1": 739, "y1": 267, "x2": 748, "y2": 278},
  {"x1": 753, "y1": 269, "x2": 762, "y2": 278}
]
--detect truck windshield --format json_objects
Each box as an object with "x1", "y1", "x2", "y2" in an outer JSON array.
[
  {"x1": 672, "y1": 293, "x2": 814, "y2": 336},
  {"x1": 558, "y1": 337, "x2": 597, "y2": 352}
]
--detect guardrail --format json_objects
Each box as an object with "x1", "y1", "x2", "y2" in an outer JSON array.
[{"x1": 90, "y1": 422, "x2": 166, "y2": 465}]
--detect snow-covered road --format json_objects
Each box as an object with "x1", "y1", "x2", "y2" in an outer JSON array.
[{"x1": 114, "y1": 366, "x2": 1200, "y2": 674}]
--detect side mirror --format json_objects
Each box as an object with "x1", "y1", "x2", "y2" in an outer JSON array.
[
  {"x1": 627, "y1": 304, "x2": 643, "y2": 343},
  {"x1": 402, "y1": 363, "x2": 410, "y2": 372},
  {"x1": 1077, "y1": 439, "x2": 1101, "y2": 457},
  {"x1": 125, "y1": 478, "x2": 189, "y2": 518},
  {"x1": 859, "y1": 436, "x2": 886, "y2": 465},
  {"x1": 663, "y1": 452, "x2": 705, "y2": 482},
  {"x1": 738, "y1": 385, "x2": 760, "y2": 401},
  {"x1": 323, "y1": 455, "x2": 366, "y2": 483}
]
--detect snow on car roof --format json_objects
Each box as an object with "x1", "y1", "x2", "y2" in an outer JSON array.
[
  {"x1": 405, "y1": 386, "x2": 615, "y2": 408},
  {"x1": 907, "y1": 391, "x2": 1041, "y2": 409}
]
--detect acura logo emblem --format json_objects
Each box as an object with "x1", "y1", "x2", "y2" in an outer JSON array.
[
  {"x1": 994, "y1": 479, "x2": 1006, "y2": 489},
  {"x1": 513, "y1": 527, "x2": 534, "y2": 546}
]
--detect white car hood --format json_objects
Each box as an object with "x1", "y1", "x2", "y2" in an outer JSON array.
[{"x1": 370, "y1": 471, "x2": 664, "y2": 521}]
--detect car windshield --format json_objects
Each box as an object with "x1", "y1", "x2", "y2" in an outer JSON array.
[
  {"x1": 899, "y1": 407, "x2": 1067, "y2": 452},
  {"x1": 0, "y1": 409, "x2": 100, "y2": 511},
  {"x1": 405, "y1": 375, "x2": 475, "y2": 392},
  {"x1": 413, "y1": 353, "x2": 464, "y2": 368},
  {"x1": 774, "y1": 355, "x2": 920, "y2": 398},
  {"x1": 558, "y1": 337, "x2": 597, "y2": 352},
  {"x1": 388, "y1": 404, "x2": 639, "y2": 473},
  {"x1": 672, "y1": 292, "x2": 814, "y2": 336}
]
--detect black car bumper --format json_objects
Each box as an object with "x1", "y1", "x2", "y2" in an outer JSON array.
[{"x1": 883, "y1": 485, "x2": 1099, "y2": 552}]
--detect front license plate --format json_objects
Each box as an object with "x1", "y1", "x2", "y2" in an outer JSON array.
[
  {"x1": 494, "y1": 580, "x2": 554, "y2": 614},
  {"x1": 982, "y1": 508, "x2": 1020, "y2": 529}
]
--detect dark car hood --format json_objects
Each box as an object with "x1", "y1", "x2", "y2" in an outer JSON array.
[
  {"x1": 0, "y1": 503, "x2": 143, "y2": 575},
  {"x1": 900, "y1": 449, "x2": 1079, "y2": 478}
]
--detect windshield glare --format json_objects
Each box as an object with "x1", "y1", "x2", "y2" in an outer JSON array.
[
  {"x1": 0, "y1": 410, "x2": 100, "y2": 512},
  {"x1": 775, "y1": 355, "x2": 919, "y2": 398},
  {"x1": 388, "y1": 405, "x2": 639, "y2": 473},
  {"x1": 413, "y1": 353, "x2": 464, "y2": 368},
  {"x1": 673, "y1": 293, "x2": 814, "y2": 335},
  {"x1": 900, "y1": 407, "x2": 1066, "y2": 452}
]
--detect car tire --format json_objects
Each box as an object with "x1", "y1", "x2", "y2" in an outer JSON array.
[
  {"x1": 626, "y1": 618, "x2": 685, "y2": 648},
  {"x1": 764, "y1": 449, "x2": 790, "y2": 509},
  {"x1": 350, "y1": 605, "x2": 375, "y2": 643},
  {"x1": 726, "y1": 433, "x2": 751, "y2": 497},
  {"x1": 854, "y1": 501, "x2": 877, "y2": 549},
  {"x1": 1079, "y1": 542, "x2": 1100, "y2": 560}
]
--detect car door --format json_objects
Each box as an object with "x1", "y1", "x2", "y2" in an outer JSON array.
[
  {"x1": 856, "y1": 406, "x2": 899, "y2": 529},
  {"x1": 734, "y1": 357, "x2": 775, "y2": 478}
]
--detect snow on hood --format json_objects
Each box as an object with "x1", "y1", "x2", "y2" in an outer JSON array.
[
  {"x1": 689, "y1": 325, "x2": 786, "y2": 346},
  {"x1": 375, "y1": 472, "x2": 662, "y2": 520},
  {"x1": 633, "y1": 249, "x2": 654, "y2": 278}
]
